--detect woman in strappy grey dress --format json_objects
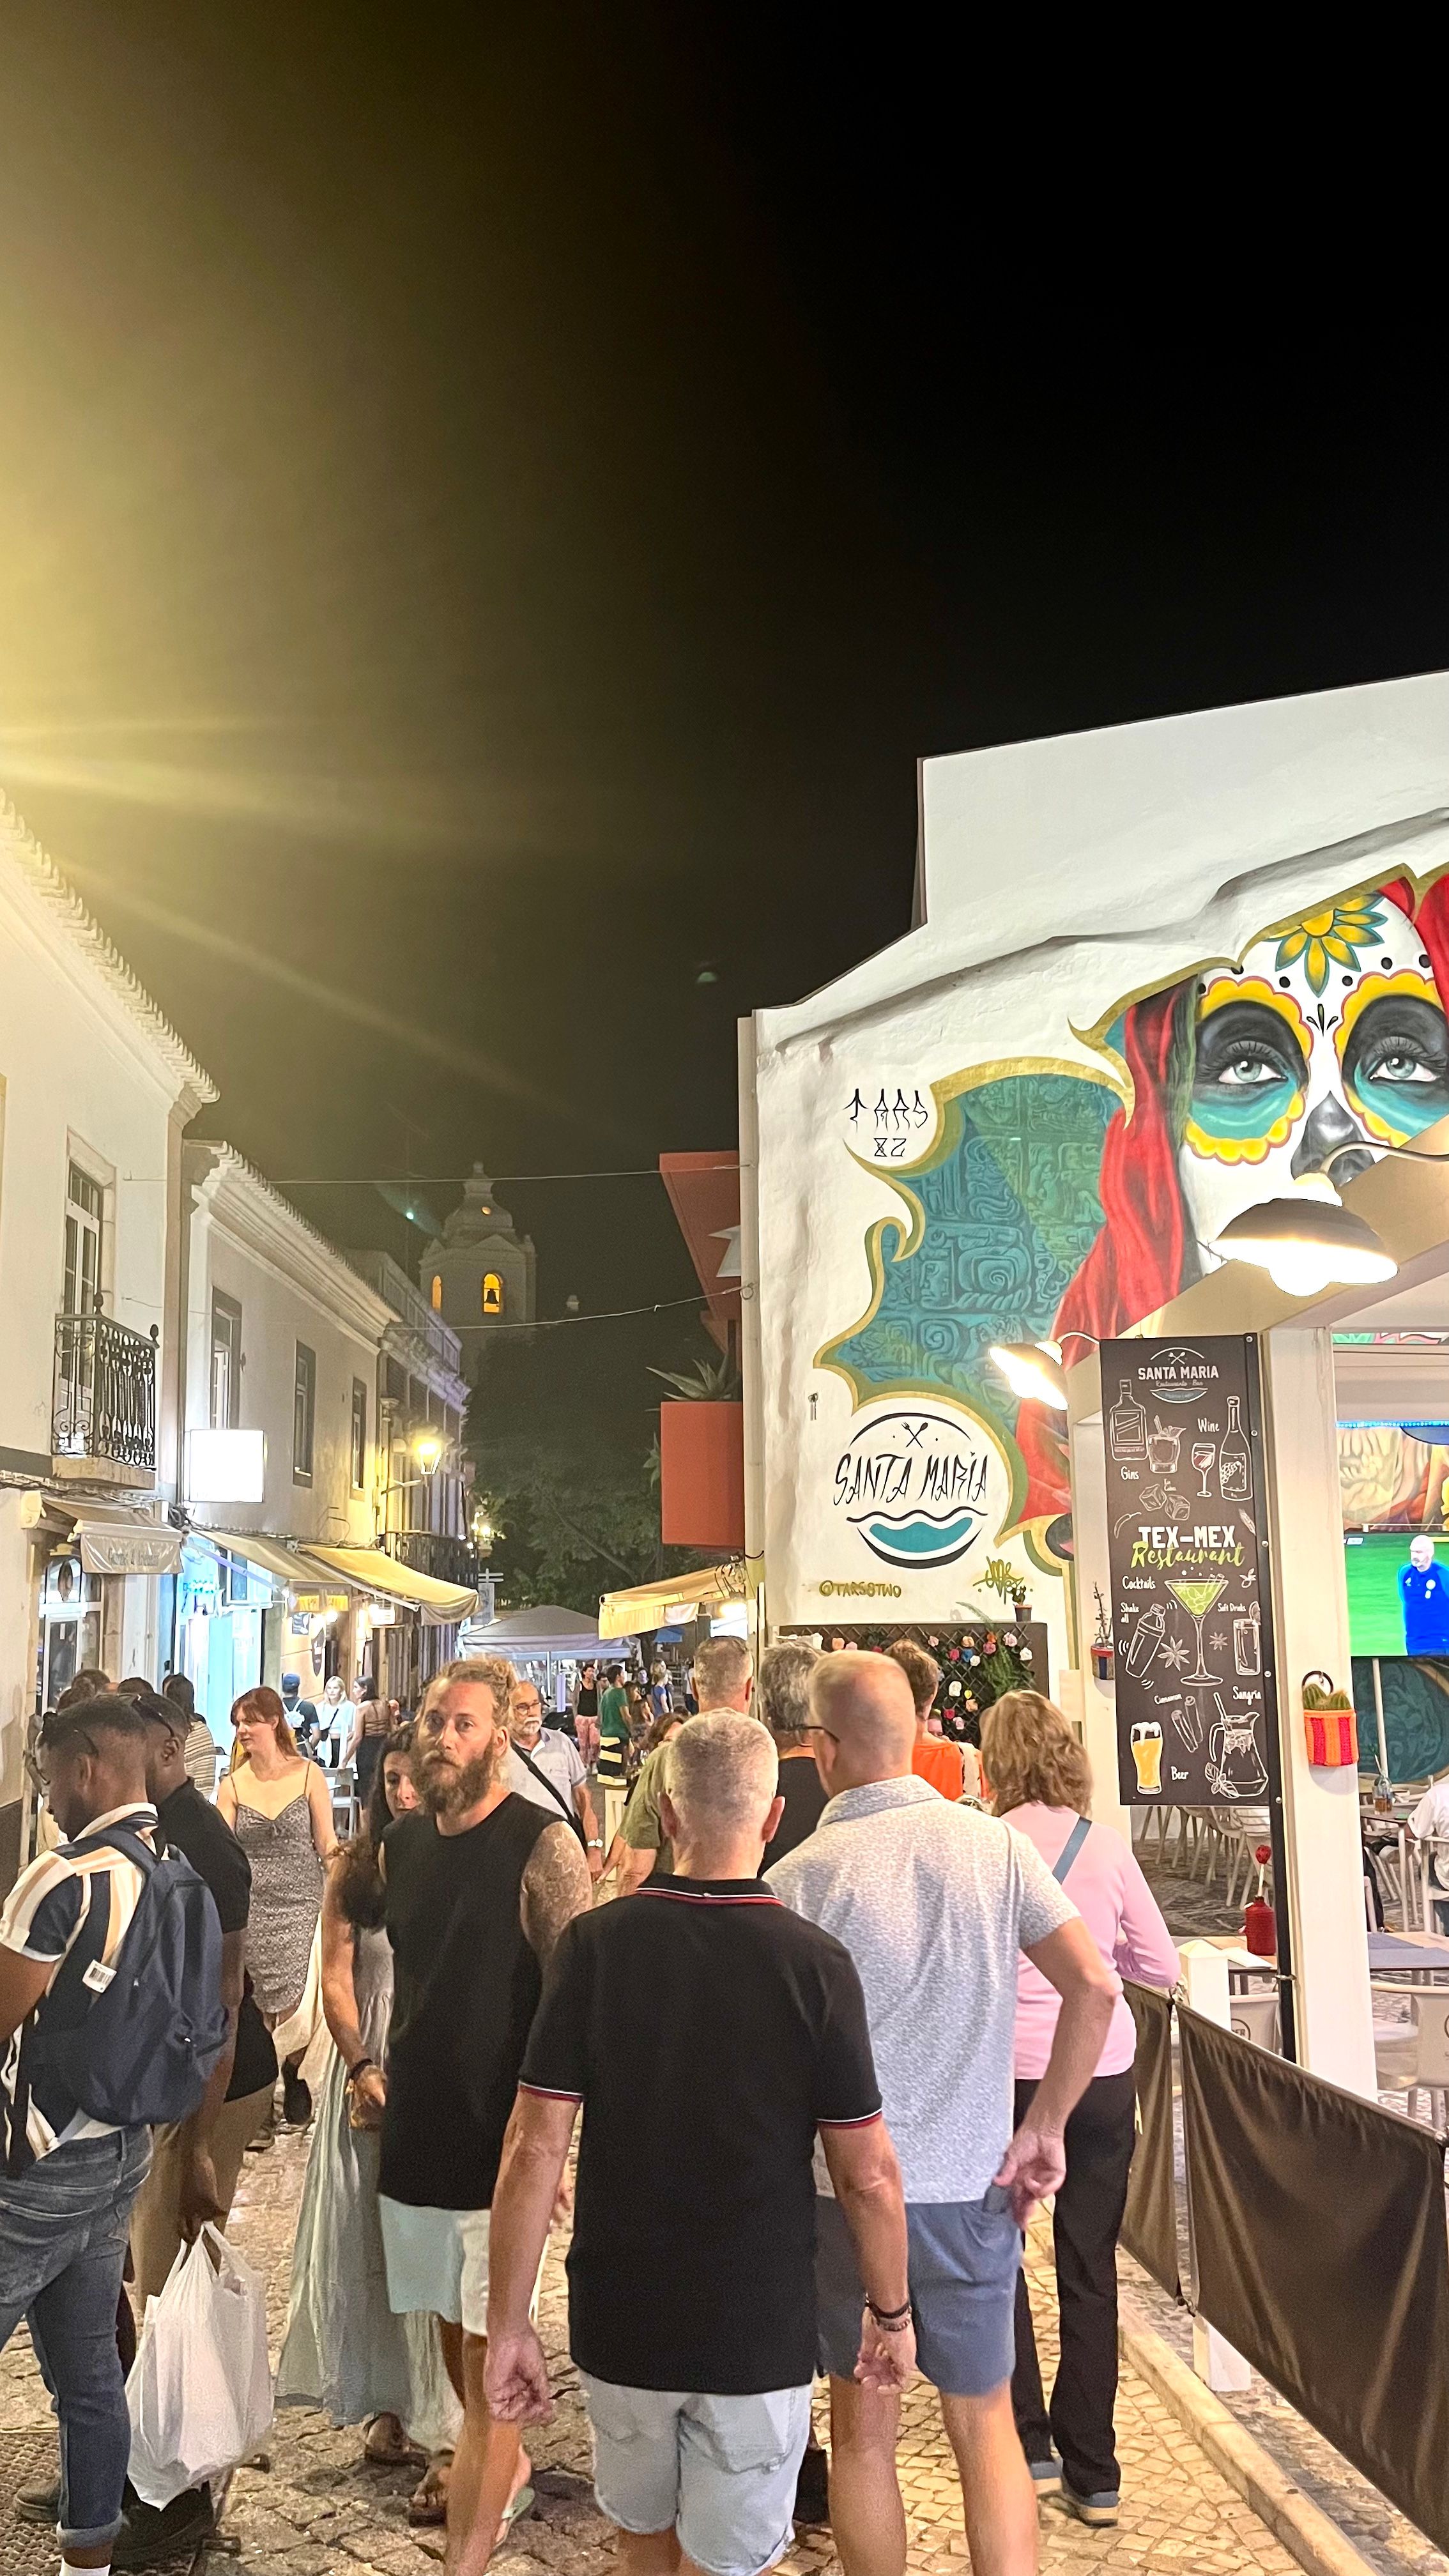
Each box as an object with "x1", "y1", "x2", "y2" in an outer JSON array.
[
  {"x1": 217, "y1": 1686, "x2": 335, "y2": 2124},
  {"x1": 277, "y1": 1725, "x2": 459, "y2": 2510}
]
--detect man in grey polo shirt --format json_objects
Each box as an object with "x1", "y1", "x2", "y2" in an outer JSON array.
[{"x1": 768, "y1": 1653, "x2": 1117, "y2": 2576}]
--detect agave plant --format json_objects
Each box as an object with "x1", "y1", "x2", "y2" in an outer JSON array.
[{"x1": 648, "y1": 1351, "x2": 742, "y2": 1400}]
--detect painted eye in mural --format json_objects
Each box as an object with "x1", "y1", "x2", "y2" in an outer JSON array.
[
  {"x1": 1193, "y1": 1003, "x2": 1308, "y2": 1112},
  {"x1": 1343, "y1": 997, "x2": 1449, "y2": 1136}
]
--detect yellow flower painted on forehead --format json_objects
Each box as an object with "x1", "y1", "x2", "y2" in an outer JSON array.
[{"x1": 1275, "y1": 896, "x2": 1389, "y2": 997}]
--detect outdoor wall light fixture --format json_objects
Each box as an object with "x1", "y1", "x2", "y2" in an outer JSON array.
[
  {"x1": 1208, "y1": 1183, "x2": 1397, "y2": 1298},
  {"x1": 989, "y1": 1340, "x2": 1071, "y2": 1410},
  {"x1": 410, "y1": 1427, "x2": 446, "y2": 1475}
]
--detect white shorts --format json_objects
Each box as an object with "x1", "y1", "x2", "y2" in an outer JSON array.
[
  {"x1": 378, "y1": 2197, "x2": 535, "y2": 2338},
  {"x1": 579, "y1": 2373, "x2": 812, "y2": 2576}
]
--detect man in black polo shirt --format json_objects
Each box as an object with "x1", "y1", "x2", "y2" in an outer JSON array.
[{"x1": 485, "y1": 1713, "x2": 914, "y2": 2576}]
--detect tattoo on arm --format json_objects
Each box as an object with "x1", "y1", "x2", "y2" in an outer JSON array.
[{"x1": 521, "y1": 1823, "x2": 592, "y2": 1965}]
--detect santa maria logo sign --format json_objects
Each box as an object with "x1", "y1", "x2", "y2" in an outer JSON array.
[{"x1": 832, "y1": 1407, "x2": 994, "y2": 1571}]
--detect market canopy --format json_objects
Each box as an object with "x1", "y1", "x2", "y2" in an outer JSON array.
[
  {"x1": 298, "y1": 1544, "x2": 477, "y2": 1627},
  {"x1": 597, "y1": 1558, "x2": 758, "y2": 1642},
  {"x1": 460, "y1": 1605, "x2": 621, "y2": 1662}
]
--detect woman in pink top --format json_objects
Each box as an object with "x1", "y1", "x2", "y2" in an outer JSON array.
[{"x1": 981, "y1": 1690, "x2": 1179, "y2": 2527}]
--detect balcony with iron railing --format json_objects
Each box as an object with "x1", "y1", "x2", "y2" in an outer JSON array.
[
  {"x1": 382, "y1": 1528, "x2": 479, "y2": 1588},
  {"x1": 52, "y1": 1307, "x2": 158, "y2": 1482}
]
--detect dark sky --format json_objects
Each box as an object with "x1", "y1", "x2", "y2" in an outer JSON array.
[{"x1": 1, "y1": 8, "x2": 1445, "y2": 1402}]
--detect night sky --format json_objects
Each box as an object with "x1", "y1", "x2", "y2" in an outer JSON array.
[{"x1": 2, "y1": 10, "x2": 1446, "y2": 1413}]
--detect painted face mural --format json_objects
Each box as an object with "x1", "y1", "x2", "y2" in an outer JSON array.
[
  {"x1": 816, "y1": 870, "x2": 1449, "y2": 1578},
  {"x1": 1181, "y1": 889, "x2": 1449, "y2": 1262}
]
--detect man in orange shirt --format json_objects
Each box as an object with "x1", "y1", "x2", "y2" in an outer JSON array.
[{"x1": 889, "y1": 1640, "x2": 965, "y2": 1800}]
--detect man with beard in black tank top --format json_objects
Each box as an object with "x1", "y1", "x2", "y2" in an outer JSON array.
[{"x1": 377, "y1": 1658, "x2": 591, "y2": 2576}]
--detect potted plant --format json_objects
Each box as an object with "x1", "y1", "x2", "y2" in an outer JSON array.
[{"x1": 1091, "y1": 1585, "x2": 1114, "y2": 1682}]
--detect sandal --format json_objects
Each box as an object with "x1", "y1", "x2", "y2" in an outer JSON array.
[
  {"x1": 496, "y1": 2482, "x2": 535, "y2": 2545},
  {"x1": 408, "y1": 2451, "x2": 452, "y2": 2527},
  {"x1": 364, "y1": 2414, "x2": 426, "y2": 2468}
]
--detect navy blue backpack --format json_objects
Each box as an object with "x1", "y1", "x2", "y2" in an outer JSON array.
[{"x1": 38, "y1": 1823, "x2": 230, "y2": 2128}]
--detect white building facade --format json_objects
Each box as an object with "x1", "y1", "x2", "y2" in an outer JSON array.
[
  {"x1": 179, "y1": 1146, "x2": 395, "y2": 1729},
  {"x1": 0, "y1": 795, "x2": 215, "y2": 1885}
]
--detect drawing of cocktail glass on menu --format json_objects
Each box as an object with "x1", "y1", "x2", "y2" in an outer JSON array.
[
  {"x1": 1146, "y1": 1418, "x2": 1183, "y2": 1475},
  {"x1": 1190, "y1": 1440, "x2": 1217, "y2": 1498},
  {"x1": 1167, "y1": 1575, "x2": 1227, "y2": 1684}
]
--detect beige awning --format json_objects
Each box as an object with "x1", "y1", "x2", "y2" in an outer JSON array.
[
  {"x1": 298, "y1": 1544, "x2": 477, "y2": 1628},
  {"x1": 597, "y1": 1558, "x2": 759, "y2": 1642},
  {"x1": 33, "y1": 1495, "x2": 185, "y2": 1578},
  {"x1": 196, "y1": 1529, "x2": 316, "y2": 1591}
]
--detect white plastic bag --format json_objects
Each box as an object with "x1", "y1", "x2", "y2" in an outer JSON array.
[{"x1": 126, "y1": 2223, "x2": 274, "y2": 2506}]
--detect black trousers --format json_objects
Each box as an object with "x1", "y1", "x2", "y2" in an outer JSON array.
[{"x1": 1011, "y1": 2068, "x2": 1136, "y2": 2497}]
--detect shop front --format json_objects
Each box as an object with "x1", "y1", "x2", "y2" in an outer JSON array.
[{"x1": 742, "y1": 670, "x2": 1449, "y2": 2100}]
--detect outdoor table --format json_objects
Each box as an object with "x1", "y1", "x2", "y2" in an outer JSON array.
[{"x1": 1367, "y1": 1929, "x2": 1449, "y2": 1985}]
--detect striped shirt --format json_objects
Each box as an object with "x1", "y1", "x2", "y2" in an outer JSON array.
[{"x1": 0, "y1": 1802, "x2": 158, "y2": 2171}]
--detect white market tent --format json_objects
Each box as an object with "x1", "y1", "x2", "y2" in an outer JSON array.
[{"x1": 456, "y1": 1604, "x2": 629, "y2": 1664}]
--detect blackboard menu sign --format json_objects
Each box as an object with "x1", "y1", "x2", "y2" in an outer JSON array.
[{"x1": 1102, "y1": 1335, "x2": 1276, "y2": 1809}]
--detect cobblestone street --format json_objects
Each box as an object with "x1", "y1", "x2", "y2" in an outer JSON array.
[{"x1": 0, "y1": 2120, "x2": 1310, "y2": 2575}]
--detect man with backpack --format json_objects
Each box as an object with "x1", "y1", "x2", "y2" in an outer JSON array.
[{"x1": 0, "y1": 1691, "x2": 227, "y2": 2576}]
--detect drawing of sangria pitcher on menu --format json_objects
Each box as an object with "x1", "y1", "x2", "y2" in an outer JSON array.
[
  {"x1": 1205, "y1": 1698, "x2": 1268, "y2": 1800},
  {"x1": 1130, "y1": 1720, "x2": 1164, "y2": 1795}
]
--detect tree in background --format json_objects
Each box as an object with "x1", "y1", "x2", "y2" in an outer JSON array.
[{"x1": 468, "y1": 1314, "x2": 716, "y2": 1615}]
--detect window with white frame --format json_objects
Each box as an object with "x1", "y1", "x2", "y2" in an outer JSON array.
[
  {"x1": 63, "y1": 1162, "x2": 104, "y2": 1315},
  {"x1": 210, "y1": 1292, "x2": 241, "y2": 1429}
]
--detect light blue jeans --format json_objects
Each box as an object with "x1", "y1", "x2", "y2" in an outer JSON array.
[{"x1": 0, "y1": 2126, "x2": 151, "y2": 2550}]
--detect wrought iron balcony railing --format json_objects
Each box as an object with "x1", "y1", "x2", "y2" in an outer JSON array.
[
  {"x1": 53, "y1": 1310, "x2": 158, "y2": 1471},
  {"x1": 382, "y1": 1528, "x2": 479, "y2": 1588}
]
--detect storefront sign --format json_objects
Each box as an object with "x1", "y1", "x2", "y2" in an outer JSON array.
[
  {"x1": 187, "y1": 1426, "x2": 266, "y2": 1504},
  {"x1": 1102, "y1": 1336, "x2": 1276, "y2": 1807}
]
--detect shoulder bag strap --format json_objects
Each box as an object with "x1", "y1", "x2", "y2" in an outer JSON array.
[
  {"x1": 65, "y1": 1821, "x2": 157, "y2": 1876},
  {"x1": 512, "y1": 1743, "x2": 586, "y2": 1848},
  {"x1": 1051, "y1": 1814, "x2": 1093, "y2": 1886}
]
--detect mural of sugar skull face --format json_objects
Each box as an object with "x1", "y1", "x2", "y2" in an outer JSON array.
[{"x1": 1181, "y1": 887, "x2": 1449, "y2": 1263}]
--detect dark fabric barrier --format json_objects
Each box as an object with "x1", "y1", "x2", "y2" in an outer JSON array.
[
  {"x1": 1120, "y1": 1979, "x2": 1180, "y2": 2299},
  {"x1": 1179, "y1": 2005, "x2": 1449, "y2": 2552}
]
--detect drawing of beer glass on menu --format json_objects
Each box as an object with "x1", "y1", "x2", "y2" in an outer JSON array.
[
  {"x1": 1130, "y1": 1721, "x2": 1164, "y2": 1795},
  {"x1": 1167, "y1": 1574, "x2": 1227, "y2": 1685}
]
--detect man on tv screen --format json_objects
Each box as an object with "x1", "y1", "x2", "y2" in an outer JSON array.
[{"x1": 1400, "y1": 1535, "x2": 1449, "y2": 1656}]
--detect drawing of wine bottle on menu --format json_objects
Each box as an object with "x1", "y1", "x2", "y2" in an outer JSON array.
[
  {"x1": 1218, "y1": 1395, "x2": 1250, "y2": 1501},
  {"x1": 1109, "y1": 1378, "x2": 1147, "y2": 1462}
]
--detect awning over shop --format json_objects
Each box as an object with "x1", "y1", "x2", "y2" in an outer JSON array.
[
  {"x1": 31, "y1": 1495, "x2": 185, "y2": 1578},
  {"x1": 298, "y1": 1544, "x2": 477, "y2": 1628},
  {"x1": 597, "y1": 1558, "x2": 758, "y2": 1642},
  {"x1": 195, "y1": 1529, "x2": 314, "y2": 1592}
]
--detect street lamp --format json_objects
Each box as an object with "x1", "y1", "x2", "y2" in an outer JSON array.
[{"x1": 411, "y1": 1427, "x2": 446, "y2": 1476}]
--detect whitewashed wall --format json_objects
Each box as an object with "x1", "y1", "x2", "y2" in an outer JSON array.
[
  {"x1": 0, "y1": 801, "x2": 213, "y2": 1811},
  {"x1": 184, "y1": 1149, "x2": 390, "y2": 1549}
]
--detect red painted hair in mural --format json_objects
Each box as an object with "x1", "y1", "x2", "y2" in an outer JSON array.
[{"x1": 1016, "y1": 870, "x2": 1449, "y2": 1533}]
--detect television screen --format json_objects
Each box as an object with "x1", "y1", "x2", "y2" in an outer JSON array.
[{"x1": 1346, "y1": 1533, "x2": 1449, "y2": 1657}]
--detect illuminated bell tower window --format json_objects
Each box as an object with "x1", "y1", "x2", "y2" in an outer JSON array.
[
  {"x1": 482, "y1": 1271, "x2": 503, "y2": 1317},
  {"x1": 430, "y1": 1274, "x2": 443, "y2": 1311}
]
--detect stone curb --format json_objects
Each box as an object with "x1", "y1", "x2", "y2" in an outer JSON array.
[{"x1": 1117, "y1": 2290, "x2": 1377, "y2": 2576}]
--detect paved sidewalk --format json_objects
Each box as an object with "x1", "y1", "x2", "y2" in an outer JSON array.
[{"x1": 0, "y1": 2123, "x2": 1306, "y2": 2575}]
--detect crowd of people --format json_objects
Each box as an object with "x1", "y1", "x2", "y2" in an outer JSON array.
[{"x1": 0, "y1": 1629, "x2": 1179, "y2": 2576}]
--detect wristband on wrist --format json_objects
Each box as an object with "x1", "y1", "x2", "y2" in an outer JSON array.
[
  {"x1": 346, "y1": 2056, "x2": 376, "y2": 2086},
  {"x1": 866, "y1": 2296, "x2": 912, "y2": 2329}
]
